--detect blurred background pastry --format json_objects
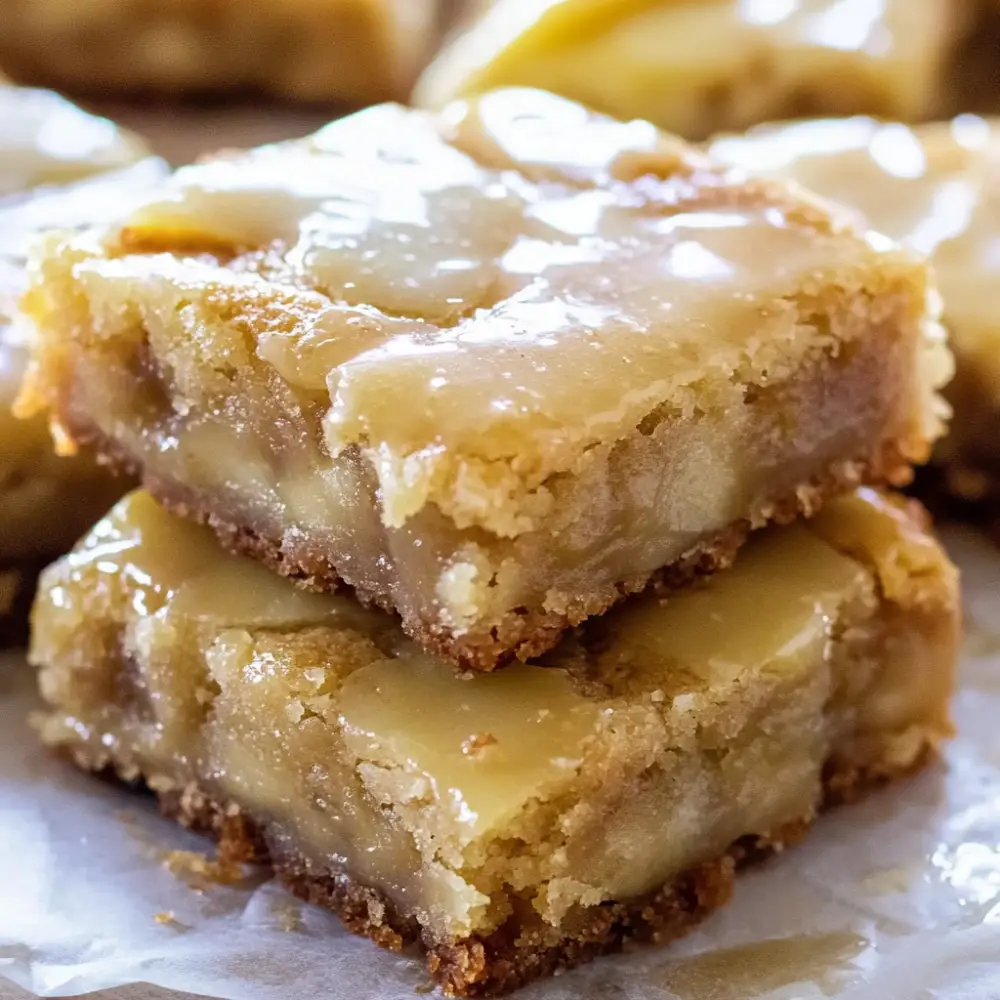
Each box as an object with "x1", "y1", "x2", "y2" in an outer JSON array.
[
  {"x1": 0, "y1": 0, "x2": 443, "y2": 104},
  {"x1": 417, "y1": 0, "x2": 993, "y2": 139}
]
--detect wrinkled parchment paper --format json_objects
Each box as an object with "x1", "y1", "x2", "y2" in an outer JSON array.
[{"x1": 3, "y1": 525, "x2": 1000, "y2": 1000}]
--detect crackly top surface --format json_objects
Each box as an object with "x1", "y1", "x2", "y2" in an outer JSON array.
[
  {"x1": 36, "y1": 88, "x2": 947, "y2": 530},
  {"x1": 709, "y1": 115, "x2": 1000, "y2": 381},
  {"x1": 414, "y1": 0, "x2": 955, "y2": 126}
]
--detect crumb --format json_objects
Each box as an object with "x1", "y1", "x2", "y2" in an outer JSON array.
[
  {"x1": 860, "y1": 865, "x2": 916, "y2": 894},
  {"x1": 153, "y1": 910, "x2": 189, "y2": 931},
  {"x1": 115, "y1": 810, "x2": 136, "y2": 824},
  {"x1": 163, "y1": 848, "x2": 245, "y2": 890},
  {"x1": 414, "y1": 981, "x2": 436, "y2": 995},
  {"x1": 269, "y1": 897, "x2": 304, "y2": 933},
  {"x1": 462, "y1": 733, "x2": 498, "y2": 756}
]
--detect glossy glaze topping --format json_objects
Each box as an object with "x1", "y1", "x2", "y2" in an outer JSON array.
[
  {"x1": 56, "y1": 491, "x2": 380, "y2": 632},
  {"x1": 91, "y1": 89, "x2": 928, "y2": 508},
  {"x1": 342, "y1": 520, "x2": 859, "y2": 833}
]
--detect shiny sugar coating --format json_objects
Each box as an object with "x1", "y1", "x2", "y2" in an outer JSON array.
[{"x1": 109, "y1": 89, "x2": 924, "y2": 477}]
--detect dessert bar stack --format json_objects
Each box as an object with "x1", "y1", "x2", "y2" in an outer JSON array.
[
  {"x1": 21, "y1": 90, "x2": 960, "y2": 996},
  {"x1": 0, "y1": 83, "x2": 167, "y2": 629}
]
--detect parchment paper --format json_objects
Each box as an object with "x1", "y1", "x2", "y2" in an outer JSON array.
[{"x1": 1, "y1": 525, "x2": 1000, "y2": 1000}]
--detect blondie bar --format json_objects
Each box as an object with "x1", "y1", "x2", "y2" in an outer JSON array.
[
  {"x1": 0, "y1": 86, "x2": 166, "y2": 624},
  {"x1": 416, "y1": 0, "x2": 961, "y2": 140},
  {"x1": 17, "y1": 90, "x2": 952, "y2": 669},
  {"x1": 31, "y1": 487, "x2": 958, "y2": 996},
  {"x1": 0, "y1": 0, "x2": 439, "y2": 104},
  {"x1": 709, "y1": 115, "x2": 1000, "y2": 502}
]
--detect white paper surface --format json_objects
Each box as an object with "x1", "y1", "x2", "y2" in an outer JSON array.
[{"x1": 3, "y1": 526, "x2": 1000, "y2": 1000}]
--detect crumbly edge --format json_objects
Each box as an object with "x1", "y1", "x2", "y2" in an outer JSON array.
[
  {"x1": 56, "y1": 732, "x2": 936, "y2": 998},
  {"x1": 60, "y1": 412, "x2": 918, "y2": 671}
]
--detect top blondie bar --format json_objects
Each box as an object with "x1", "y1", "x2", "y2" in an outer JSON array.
[{"x1": 17, "y1": 88, "x2": 952, "y2": 670}]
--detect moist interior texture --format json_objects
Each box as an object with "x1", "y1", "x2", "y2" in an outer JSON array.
[
  {"x1": 18, "y1": 89, "x2": 953, "y2": 666},
  {"x1": 32, "y1": 488, "x2": 958, "y2": 950},
  {"x1": 708, "y1": 114, "x2": 1000, "y2": 500},
  {"x1": 414, "y1": 0, "x2": 960, "y2": 139}
]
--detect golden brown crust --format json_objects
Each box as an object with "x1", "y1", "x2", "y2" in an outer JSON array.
[
  {"x1": 74, "y1": 739, "x2": 935, "y2": 998},
  {"x1": 65, "y1": 410, "x2": 918, "y2": 671}
]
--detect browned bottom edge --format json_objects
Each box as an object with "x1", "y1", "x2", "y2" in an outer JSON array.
[
  {"x1": 65, "y1": 412, "x2": 918, "y2": 672},
  {"x1": 75, "y1": 744, "x2": 934, "y2": 998}
]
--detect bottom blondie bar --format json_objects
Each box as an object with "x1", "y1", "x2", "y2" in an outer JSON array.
[{"x1": 30, "y1": 489, "x2": 958, "y2": 996}]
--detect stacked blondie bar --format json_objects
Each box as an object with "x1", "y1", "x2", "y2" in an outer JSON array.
[{"x1": 20, "y1": 89, "x2": 961, "y2": 995}]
